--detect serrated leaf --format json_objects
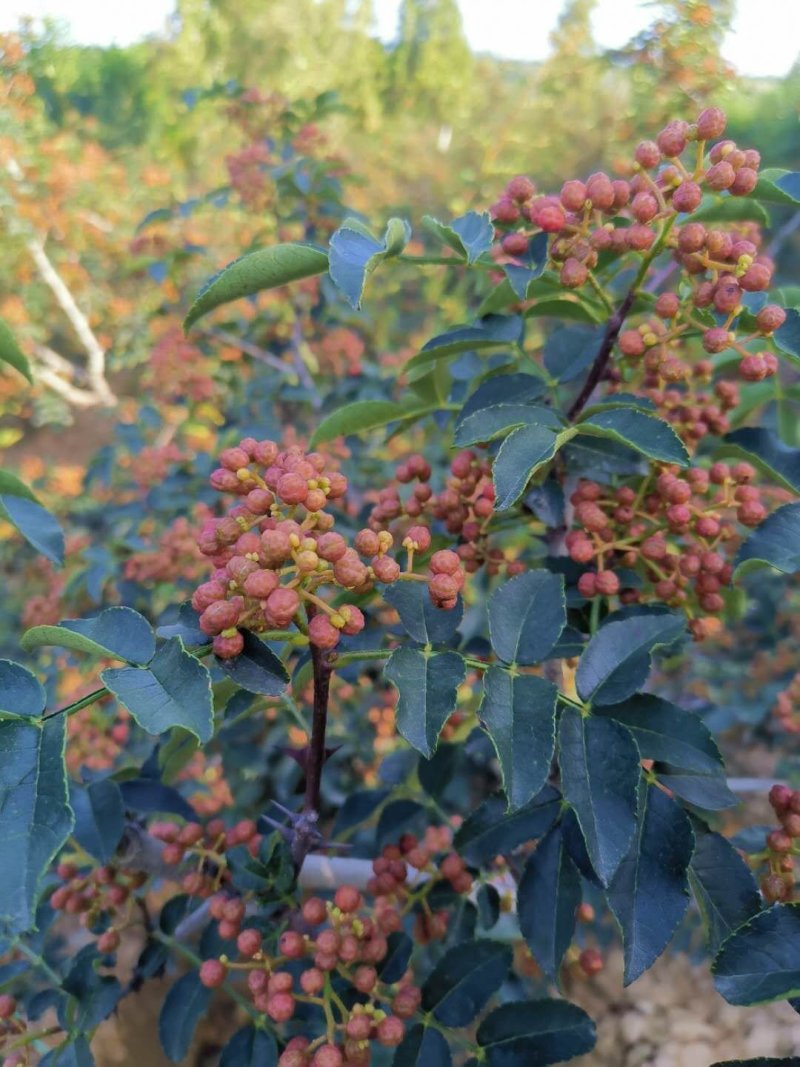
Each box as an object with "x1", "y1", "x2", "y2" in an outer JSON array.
[
  {"x1": 70, "y1": 779, "x2": 125, "y2": 864},
  {"x1": 421, "y1": 940, "x2": 511, "y2": 1026},
  {"x1": 606, "y1": 785, "x2": 693, "y2": 984},
  {"x1": 0, "y1": 318, "x2": 32, "y2": 382},
  {"x1": 384, "y1": 648, "x2": 465, "y2": 758},
  {"x1": 184, "y1": 243, "x2": 328, "y2": 330},
  {"x1": 576, "y1": 609, "x2": 685, "y2": 705},
  {"x1": 713, "y1": 903, "x2": 800, "y2": 1005},
  {"x1": 734, "y1": 502, "x2": 800, "y2": 578},
  {"x1": 479, "y1": 668, "x2": 557, "y2": 810},
  {"x1": 774, "y1": 308, "x2": 800, "y2": 363},
  {"x1": 596, "y1": 694, "x2": 722, "y2": 772},
  {"x1": 656, "y1": 768, "x2": 737, "y2": 810},
  {"x1": 752, "y1": 168, "x2": 800, "y2": 206},
  {"x1": 689, "y1": 822, "x2": 761, "y2": 955},
  {"x1": 383, "y1": 581, "x2": 462, "y2": 645},
  {"x1": 559, "y1": 708, "x2": 640, "y2": 886},
  {"x1": 454, "y1": 786, "x2": 561, "y2": 866},
  {"x1": 0, "y1": 660, "x2": 46, "y2": 718},
  {"x1": 543, "y1": 326, "x2": 603, "y2": 385},
  {"x1": 457, "y1": 373, "x2": 547, "y2": 426},
  {"x1": 488, "y1": 570, "x2": 566, "y2": 665},
  {"x1": 0, "y1": 488, "x2": 64, "y2": 566},
  {"x1": 476, "y1": 999, "x2": 596, "y2": 1066},
  {"x1": 311, "y1": 400, "x2": 412, "y2": 446},
  {"x1": 527, "y1": 297, "x2": 603, "y2": 324},
  {"x1": 492, "y1": 423, "x2": 563, "y2": 510},
  {"x1": 158, "y1": 972, "x2": 212, "y2": 1062},
  {"x1": 723, "y1": 427, "x2": 800, "y2": 493},
  {"x1": 0, "y1": 716, "x2": 72, "y2": 932},
  {"x1": 517, "y1": 824, "x2": 580, "y2": 982},
  {"x1": 423, "y1": 211, "x2": 494, "y2": 263},
  {"x1": 454, "y1": 403, "x2": 561, "y2": 447},
  {"x1": 101, "y1": 637, "x2": 213, "y2": 743},
  {"x1": 219, "y1": 1025, "x2": 277, "y2": 1067},
  {"x1": 392, "y1": 1024, "x2": 452, "y2": 1067},
  {"x1": 578, "y1": 407, "x2": 689, "y2": 465},
  {"x1": 215, "y1": 631, "x2": 289, "y2": 696},
  {"x1": 692, "y1": 195, "x2": 770, "y2": 226},
  {"x1": 408, "y1": 315, "x2": 523, "y2": 371},
  {"x1": 329, "y1": 217, "x2": 411, "y2": 308},
  {"x1": 22, "y1": 607, "x2": 155, "y2": 664}
]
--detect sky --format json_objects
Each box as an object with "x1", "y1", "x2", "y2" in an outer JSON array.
[{"x1": 2, "y1": 0, "x2": 799, "y2": 79}]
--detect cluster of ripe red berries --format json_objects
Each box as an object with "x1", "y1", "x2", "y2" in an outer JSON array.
[
  {"x1": 757, "y1": 785, "x2": 800, "y2": 903},
  {"x1": 491, "y1": 107, "x2": 763, "y2": 289},
  {"x1": 151, "y1": 817, "x2": 262, "y2": 902},
  {"x1": 773, "y1": 673, "x2": 800, "y2": 735},
  {"x1": 192, "y1": 439, "x2": 463, "y2": 656},
  {"x1": 199, "y1": 886, "x2": 418, "y2": 1067},
  {"x1": 48, "y1": 862, "x2": 146, "y2": 952},
  {"x1": 566, "y1": 462, "x2": 767, "y2": 639},
  {"x1": 369, "y1": 451, "x2": 523, "y2": 578}
]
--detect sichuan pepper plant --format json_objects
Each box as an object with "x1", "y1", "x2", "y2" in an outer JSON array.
[{"x1": 2, "y1": 106, "x2": 800, "y2": 1067}]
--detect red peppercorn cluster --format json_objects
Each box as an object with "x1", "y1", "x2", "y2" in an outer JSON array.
[
  {"x1": 753, "y1": 786, "x2": 800, "y2": 903},
  {"x1": 151, "y1": 817, "x2": 262, "y2": 902},
  {"x1": 199, "y1": 885, "x2": 421, "y2": 1067},
  {"x1": 491, "y1": 108, "x2": 765, "y2": 292},
  {"x1": 369, "y1": 450, "x2": 522, "y2": 579},
  {"x1": 193, "y1": 439, "x2": 463, "y2": 656},
  {"x1": 566, "y1": 462, "x2": 768, "y2": 639},
  {"x1": 49, "y1": 861, "x2": 146, "y2": 948},
  {"x1": 773, "y1": 672, "x2": 800, "y2": 735}
]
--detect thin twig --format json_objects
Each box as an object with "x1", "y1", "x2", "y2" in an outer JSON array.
[{"x1": 567, "y1": 286, "x2": 637, "y2": 421}]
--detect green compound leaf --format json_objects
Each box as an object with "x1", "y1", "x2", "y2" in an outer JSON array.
[
  {"x1": 488, "y1": 570, "x2": 566, "y2": 665},
  {"x1": 0, "y1": 317, "x2": 32, "y2": 382},
  {"x1": 595, "y1": 694, "x2": 723, "y2": 773},
  {"x1": 311, "y1": 399, "x2": 414, "y2": 446},
  {"x1": 713, "y1": 903, "x2": 800, "y2": 1006},
  {"x1": 734, "y1": 502, "x2": 800, "y2": 578},
  {"x1": 158, "y1": 971, "x2": 212, "y2": 1063},
  {"x1": 101, "y1": 637, "x2": 214, "y2": 743},
  {"x1": 421, "y1": 939, "x2": 512, "y2": 1026},
  {"x1": 479, "y1": 668, "x2": 557, "y2": 811},
  {"x1": 577, "y1": 406, "x2": 689, "y2": 466},
  {"x1": 0, "y1": 473, "x2": 64, "y2": 567},
  {"x1": 0, "y1": 715, "x2": 73, "y2": 933},
  {"x1": 392, "y1": 1024, "x2": 452, "y2": 1067},
  {"x1": 384, "y1": 648, "x2": 465, "y2": 758},
  {"x1": 0, "y1": 660, "x2": 46, "y2": 719},
  {"x1": 492, "y1": 422, "x2": 564, "y2": 511},
  {"x1": 454, "y1": 786, "x2": 561, "y2": 867},
  {"x1": 559, "y1": 707, "x2": 640, "y2": 886},
  {"x1": 329, "y1": 217, "x2": 411, "y2": 308},
  {"x1": 606, "y1": 785, "x2": 694, "y2": 984},
  {"x1": 22, "y1": 607, "x2": 156, "y2": 665},
  {"x1": 423, "y1": 211, "x2": 494, "y2": 264},
  {"x1": 689, "y1": 821, "x2": 761, "y2": 955},
  {"x1": 184, "y1": 243, "x2": 328, "y2": 330},
  {"x1": 517, "y1": 824, "x2": 581, "y2": 983},
  {"x1": 476, "y1": 999, "x2": 596, "y2": 1066},
  {"x1": 722, "y1": 427, "x2": 800, "y2": 493},
  {"x1": 576, "y1": 609, "x2": 685, "y2": 706}
]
